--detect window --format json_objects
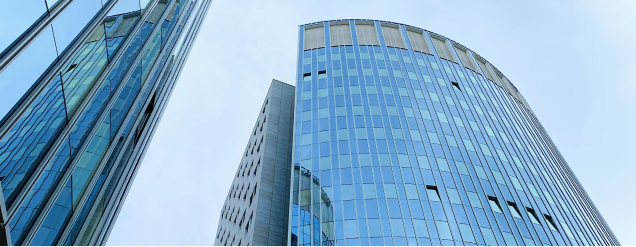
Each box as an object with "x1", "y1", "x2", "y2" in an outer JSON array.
[
  {"x1": 244, "y1": 184, "x2": 250, "y2": 200},
  {"x1": 544, "y1": 214, "x2": 559, "y2": 232},
  {"x1": 245, "y1": 212, "x2": 253, "y2": 232},
  {"x1": 238, "y1": 211, "x2": 246, "y2": 226},
  {"x1": 526, "y1": 207, "x2": 541, "y2": 225},
  {"x1": 254, "y1": 159, "x2": 260, "y2": 175},
  {"x1": 487, "y1": 196, "x2": 503, "y2": 213},
  {"x1": 507, "y1": 201, "x2": 522, "y2": 218},
  {"x1": 250, "y1": 183, "x2": 258, "y2": 206},
  {"x1": 447, "y1": 188, "x2": 462, "y2": 204},
  {"x1": 426, "y1": 185, "x2": 440, "y2": 202},
  {"x1": 451, "y1": 81, "x2": 461, "y2": 91},
  {"x1": 318, "y1": 70, "x2": 326, "y2": 76},
  {"x1": 467, "y1": 192, "x2": 482, "y2": 208}
]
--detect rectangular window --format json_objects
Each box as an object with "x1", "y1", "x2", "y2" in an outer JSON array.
[
  {"x1": 453, "y1": 116, "x2": 464, "y2": 127},
  {"x1": 436, "y1": 112, "x2": 448, "y2": 123},
  {"x1": 544, "y1": 214, "x2": 559, "y2": 232},
  {"x1": 487, "y1": 196, "x2": 503, "y2": 213},
  {"x1": 509, "y1": 176, "x2": 524, "y2": 191},
  {"x1": 318, "y1": 70, "x2": 327, "y2": 79},
  {"x1": 444, "y1": 96, "x2": 454, "y2": 105},
  {"x1": 526, "y1": 207, "x2": 541, "y2": 225},
  {"x1": 467, "y1": 192, "x2": 482, "y2": 208},
  {"x1": 447, "y1": 188, "x2": 462, "y2": 204},
  {"x1": 491, "y1": 170, "x2": 505, "y2": 185},
  {"x1": 507, "y1": 201, "x2": 522, "y2": 218},
  {"x1": 527, "y1": 183, "x2": 540, "y2": 197},
  {"x1": 426, "y1": 185, "x2": 440, "y2": 202}
]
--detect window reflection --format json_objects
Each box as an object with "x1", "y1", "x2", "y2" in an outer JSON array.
[
  {"x1": 291, "y1": 165, "x2": 335, "y2": 246},
  {"x1": 0, "y1": 25, "x2": 57, "y2": 121},
  {"x1": 0, "y1": 0, "x2": 47, "y2": 55},
  {"x1": 50, "y1": 0, "x2": 102, "y2": 55}
]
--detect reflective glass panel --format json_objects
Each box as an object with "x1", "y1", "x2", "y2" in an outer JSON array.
[
  {"x1": 0, "y1": 0, "x2": 47, "y2": 54},
  {"x1": 0, "y1": 25, "x2": 58, "y2": 121}
]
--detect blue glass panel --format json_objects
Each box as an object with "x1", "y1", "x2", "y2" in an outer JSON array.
[
  {"x1": 30, "y1": 115, "x2": 111, "y2": 245},
  {"x1": 0, "y1": 13, "x2": 118, "y2": 217},
  {"x1": 0, "y1": 0, "x2": 47, "y2": 55},
  {"x1": 104, "y1": 0, "x2": 141, "y2": 59},
  {"x1": 0, "y1": 25, "x2": 58, "y2": 121},
  {"x1": 50, "y1": 0, "x2": 102, "y2": 55},
  {"x1": 0, "y1": 75, "x2": 67, "y2": 206}
]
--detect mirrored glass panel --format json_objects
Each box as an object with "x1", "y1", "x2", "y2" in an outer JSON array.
[
  {"x1": 0, "y1": 25, "x2": 58, "y2": 122},
  {"x1": 0, "y1": 0, "x2": 47, "y2": 55},
  {"x1": 50, "y1": 0, "x2": 102, "y2": 55}
]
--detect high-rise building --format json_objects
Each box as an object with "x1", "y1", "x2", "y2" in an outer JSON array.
[
  {"x1": 215, "y1": 80, "x2": 295, "y2": 246},
  {"x1": 0, "y1": 0, "x2": 211, "y2": 245},
  {"x1": 216, "y1": 19, "x2": 619, "y2": 246}
]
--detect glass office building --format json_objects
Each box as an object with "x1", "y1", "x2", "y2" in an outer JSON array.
[
  {"x1": 0, "y1": 0, "x2": 211, "y2": 245},
  {"x1": 290, "y1": 19, "x2": 619, "y2": 246}
]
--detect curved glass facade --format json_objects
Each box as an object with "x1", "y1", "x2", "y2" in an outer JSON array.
[{"x1": 290, "y1": 19, "x2": 618, "y2": 246}]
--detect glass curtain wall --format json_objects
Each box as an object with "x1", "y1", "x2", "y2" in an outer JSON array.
[
  {"x1": 290, "y1": 20, "x2": 618, "y2": 246},
  {"x1": 0, "y1": 0, "x2": 211, "y2": 245}
]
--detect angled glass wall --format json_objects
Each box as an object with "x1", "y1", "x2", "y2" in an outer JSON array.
[
  {"x1": 0, "y1": 0, "x2": 212, "y2": 245},
  {"x1": 290, "y1": 19, "x2": 619, "y2": 246}
]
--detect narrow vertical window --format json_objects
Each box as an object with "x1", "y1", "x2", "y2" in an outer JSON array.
[
  {"x1": 544, "y1": 214, "x2": 559, "y2": 232},
  {"x1": 426, "y1": 185, "x2": 440, "y2": 202}
]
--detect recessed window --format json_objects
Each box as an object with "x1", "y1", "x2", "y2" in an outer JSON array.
[
  {"x1": 544, "y1": 214, "x2": 559, "y2": 232},
  {"x1": 239, "y1": 211, "x2": 246, "y2": 226},
  {"x1": 487, "y1": 196, "x2": 503, "y2": 213},
  {"x1": 66, "y1": 63, "x2": 78, "y2": 72},
  {"x1": 426, "y1": 185, "x2": 440, "y2": 202},
  {"x1": 245, "y1": 212, "x2": 253, "y2": 232},
  {"x1": 451, "y1": 81, "x2": 461, "y2": 91},
  {"x1": 250, "y1": 183, "x2": 258, "y2": 206},
  {"x1": 526, "y1": 207, "x2": 541, "y2": 225},
  {"x1": 318, "y1": 70, "x2": 327, "y2": 79},
  {"x1": 507, "y1": 201, "x2": 522, "y2": 218}
]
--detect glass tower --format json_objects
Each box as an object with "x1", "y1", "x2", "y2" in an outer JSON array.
[
  {"x1": 0, "y1": 0, "x2": 211, "y2": 245},
  {"x1": 289, "y1": 19, "x2": 619, "y2": 246}
]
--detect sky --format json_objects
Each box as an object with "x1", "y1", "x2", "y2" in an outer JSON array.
[{"x1": 103, "y1": 0, "x2": 636, "y2": 245}]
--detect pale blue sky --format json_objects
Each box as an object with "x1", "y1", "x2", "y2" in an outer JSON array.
[{"x1": 7, "y1": 0, "x2": 631, "y2": 245}]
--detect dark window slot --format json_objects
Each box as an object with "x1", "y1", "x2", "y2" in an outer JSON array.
[{"x1": 451, "y1": 81, "x2": 461, "y2": 91}]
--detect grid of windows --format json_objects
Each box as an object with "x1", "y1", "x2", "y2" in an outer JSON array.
[
  {"x1": 215, "y1": 80, "x2": 295, "y2": 246},
  {"x1": 290, "y1": 19, "x2": 618, "y2": 246}
]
